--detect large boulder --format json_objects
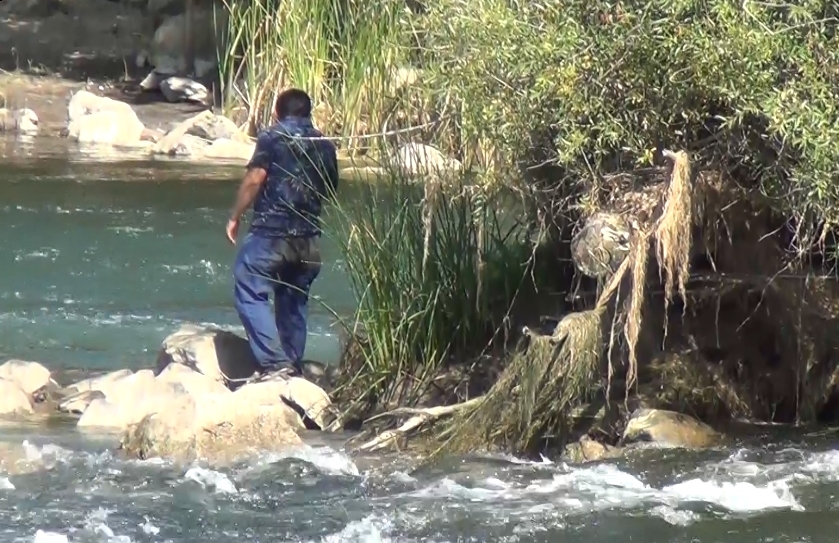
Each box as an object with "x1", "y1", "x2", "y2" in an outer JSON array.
[
  {"x1": 152, "y1": 111, "x2": 253, "y2": 159},
  {"x1": 571, "y1": 212, "x2": 632, "y2": 279},
  {"x1": 64, "y1": 91, "x2": 147, "y2": 147},
  {"x1": 120, "y1": 377, "x2": 305, "y2": 465},
  {"x1": 0, "y1": 379, "x2": 34, "y2": 416},
  {"x1": 155, "y1": 323, "x2": 258, "y2": 384},
  {"x1": 622, "y1": 408, "x2": 722, "y2": 449},
  {"x1": 0, "y1": 360, "x2": 51, "y2": 397}
]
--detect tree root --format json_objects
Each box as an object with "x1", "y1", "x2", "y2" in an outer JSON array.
[{"x1": 351, "y1": 397, "x2": 484, "y2": 452}]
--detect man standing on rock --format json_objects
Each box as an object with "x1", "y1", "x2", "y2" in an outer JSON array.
[{"x1": 225, "y1": 88, "x2": 339, "y2": 382}]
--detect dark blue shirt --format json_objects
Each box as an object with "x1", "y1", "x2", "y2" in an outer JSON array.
[{"x1": 246, "y1": 116, "x2": 339, "y2": 238}]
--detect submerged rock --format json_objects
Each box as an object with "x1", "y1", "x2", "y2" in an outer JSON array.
[
  {"x1": 563, "y1": 435, "x2": 622, "y2": 463},
  {"x1": 622, "y1": 408, "x2": 721, "y2": 449}
]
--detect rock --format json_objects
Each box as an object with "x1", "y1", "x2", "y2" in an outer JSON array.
[
  {"x1": 155, "y1": 324, "x2": 336, "y2": 391},
  {"x1": 622, "y1": 408, "x2": 721, "y2": 449},
  {"x1": 139, "y1": 70, "x2": 167, "y2": 92},
  {"x1": 571, "y1": 212, "x2": 632, "y2": 279},
  {"x1": 394, "y1": 143, "x2": 463, "y2": 177},
  {"x1": 160, "y1": 77, "x2": 211, "y2": 105},
  {"x1": 152, "y1": 110, "x2": 214, "y2": 156},
  {"x1": 0, "y1": 108, "x2": 39, "y2": 134},
  {"x1": 202, "y1": 138, "x2": 256, "y2": 161},
  {"x1": 65, "y1": 111, "x2": 147, "y2": 146},
  {"x1": 187, "y1": 114, "x2": 250, "y2": 142},
  {"x1": 61, "y1": 368, "x2": 133, "y2": 397},
  {"x1": 67, "y1": 90, "x2": 135, "y2": 123},
  {"x1": 563, "y1": 435, "x2": 622, "y2": 463},
  {"x1": 235, "y1": 378, "x2": 336, "y2": 431},
  {"x1": 155, "y1": 323, "x2": 256, "y2": 384},
  {"x1": 0, "y1": 360, "x2": 51, "y2": 397},
  {"x1": 58, "y1": 390, "x2": 105, "y2": 414},
  {"x1": 0, "y1": 379, "x2": 33, "y2": 416},
  {"x1": 76, "y1": 367, "x2": 228, "y2": 431},
  {"x1": 151, "y1": 9, "x2": 227, "y2": 77},
  {"x1": 120, "y1": 382, "x2": 304, "y2": 465},
  {"x1": 64, "y1": 91, "x2": 146, "y2": 147}
]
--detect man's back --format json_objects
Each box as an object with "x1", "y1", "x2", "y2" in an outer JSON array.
[{"x1": 248, "y1": 116, "x2": 339, "y2": 239}]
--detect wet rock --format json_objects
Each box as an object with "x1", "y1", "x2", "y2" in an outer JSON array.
[
  {"x1": 563, "y1": 435, "x2": 622, "y2": 463},
  {"x1": 65, "y1": 91, "x2": 146, "y2": 147},
  {"x1": 235, "y1": 378, "x2": 337, "y2": 431},
  {"x1": 61, "y1": 368, "x2": 133, "y2": 397},
  {"x1": 120, "y1": 380, "x2": 304, "y2": 465},
  {"x1": 622, "y1": 408, "x2": 721, "y2": 449},
  {"x1": 152, "y1": 110, "x2": 213, "y2": 156},
  {"x1": 76, "y1": 368, "x2": 228, "y2": 431},
  {"x1": 0, "y1": 379, "x2": 33, "y2": 416},
  {"x1": 394, "y1": 143, "x2": 463, "y2": 177},
  {"x1": 187, "y1": 113, "x2": 250, "y2": 142},
  {"x1": 160, "y1": 76, "x2": 211, "y2": 105},
  {"x1": 155, "y1": 323, "x2": 257, "y2": 384},
  {"x1": 0, "y1": 108, "x2": 39, "y2": 134},
  {"x1": 571, "y1": 212, "x2": 632, "y2": 279},
  {"x1": 58, "y1": 389, "x2": 105, "y2": 415},
  {"x1": 0, "y1": 360, "x2": 51, "y2": 397},
  {"x1": 155, "y1": 323, "x2": 336, "y2": 391}
]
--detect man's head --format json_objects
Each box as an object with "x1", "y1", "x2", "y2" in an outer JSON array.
[{"x1": 275, "y1": 88, "x2": 312, "y2": 120}]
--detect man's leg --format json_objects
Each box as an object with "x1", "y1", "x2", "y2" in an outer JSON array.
[
  {"x1": 274, "y1": 237, "x2": 322, "y2": 375},
  {"x1": 233, "y1": 234, "x2": 294, "y2": 373}
]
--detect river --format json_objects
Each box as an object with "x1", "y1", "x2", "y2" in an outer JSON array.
[{"x1": 2, "y1": 136, "x2": 839, "y2": 542}]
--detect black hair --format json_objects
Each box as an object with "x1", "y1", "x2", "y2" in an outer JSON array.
[{"x1": 275, "y1": 88, "x2": 312, "y2": 119}]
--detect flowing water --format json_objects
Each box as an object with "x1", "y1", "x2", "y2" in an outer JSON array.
[{"x1": 2, "y1": 136, "x2": 839, "y2": 542}]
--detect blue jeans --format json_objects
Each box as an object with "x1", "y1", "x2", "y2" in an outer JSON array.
[{"x1": 232, "y1": 233, "x2": 322, "y2": 373}]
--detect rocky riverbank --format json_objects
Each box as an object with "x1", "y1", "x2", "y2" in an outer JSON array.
[{"x1": 0, "y1": 321, "x2": 733, "y2": 469}]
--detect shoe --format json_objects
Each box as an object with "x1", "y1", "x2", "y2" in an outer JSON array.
[{"x1": 223, "y1": 365, "x2": 300, "y2": 386}]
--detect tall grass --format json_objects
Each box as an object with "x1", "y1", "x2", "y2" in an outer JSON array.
[
  {"x1": 324, "y1": 160, "x2": 536, "y2": 415},
  {"x1": 217, "y1": 0, "x2": 407, "y2": 139}
]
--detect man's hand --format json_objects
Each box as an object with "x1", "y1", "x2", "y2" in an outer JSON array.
[{"x1": 226, "y1": 217, "x2": 240, "y2": 245}]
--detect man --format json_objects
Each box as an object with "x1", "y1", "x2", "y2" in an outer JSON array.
[{"x1": 225, "y1": 88, "x2": 339, "y2": 382}]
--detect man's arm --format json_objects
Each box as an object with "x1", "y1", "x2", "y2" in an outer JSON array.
[
  {"x1": 230, "y1": 167, "x2": 267, "y2": 221},
  {"x1": 226, "y1": 133, "x2": 271, "y2": 244}
]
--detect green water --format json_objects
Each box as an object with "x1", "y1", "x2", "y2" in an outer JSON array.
[{"x1": 2, "y1": 137, "x2": 839, "y2": 542}]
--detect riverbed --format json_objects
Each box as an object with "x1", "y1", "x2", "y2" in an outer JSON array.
[{"x1": 2, "y1": 136, "x2": 839, "y2": 542}]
